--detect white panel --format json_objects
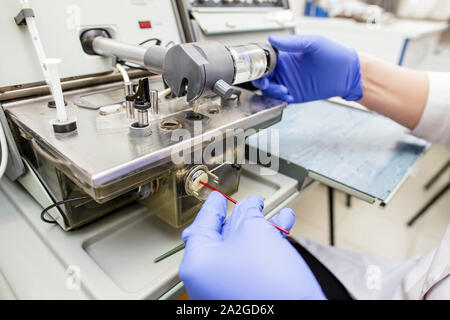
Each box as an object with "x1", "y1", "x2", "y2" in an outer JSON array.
[
  {"x1": 0, "y1": 0, "x2": 183, "y2": 88},
  {"x1": 191, "y1": 11, "x2": 296, "y2": 35}
]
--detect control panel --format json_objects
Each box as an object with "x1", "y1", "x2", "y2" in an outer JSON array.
[{"x1": 188, "y1": 0, "x2": 286, "y2": 8}]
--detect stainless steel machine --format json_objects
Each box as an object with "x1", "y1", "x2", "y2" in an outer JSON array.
[
  {"x1": 0, "y1": 0, "x2": 302, "y2": 300},
  {"x1": 1, "y1": 0, "x2": 285, "y2": 231}
]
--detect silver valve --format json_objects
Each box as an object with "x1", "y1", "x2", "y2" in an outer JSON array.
[{"x1": 128, "y1": 78, "x2": 152, "y2": 137}]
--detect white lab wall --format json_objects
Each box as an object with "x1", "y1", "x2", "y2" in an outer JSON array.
[
  {"x1": 397, "y1": 0, "x2": 450, "y2": 21},
  {"x1": 290, "y1": 0, "x2": 450, "y2": 20},
  {"x1": 295, "y1": 16, "x2": 447, "y2": 67},
  {"x1": 291, "y1": 0, "x2": 448, "y2": 68}
]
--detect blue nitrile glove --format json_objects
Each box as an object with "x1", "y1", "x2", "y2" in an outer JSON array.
[
  {"x1": 252, "y1": 35, "x2": 363, "y2": 103},
  {"x1": 178, "y1": 191, "x2": 326, "y2": 300}
]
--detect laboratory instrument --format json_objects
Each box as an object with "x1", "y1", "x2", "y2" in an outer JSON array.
[
  {"x1": 0, "y1": 0, "x2": 428, "y2": 300},
  {"x1": 80, "y1": 29, "x2": 277, "y2": 102},
  {"x1": 0, "y1": 0, "x2": 296, "y2": 300},
  {"x1": 1, "y1": 0, "x2": 285, "y2": 232}
]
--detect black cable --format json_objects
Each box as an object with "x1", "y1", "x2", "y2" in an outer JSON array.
[
  {"x1": 139, "y1": 38, "x2": 162, "y2": 46},
  {"x1": 120, "y1": 38, "x2": 169, "y2": 71},
  {"x1": 40, "y1": 196, "x2": 91, "y2": 224}
]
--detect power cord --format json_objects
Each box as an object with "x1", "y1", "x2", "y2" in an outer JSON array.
[
  {"x1": 40, "y1": 195, "x2": 91, "y2": 224},
  {"x1": 139, "y1": 38, "x2": 162, "y2": 46},
  {"x1": 121, "y1": 37, "x2": 174, "y2": 71}
]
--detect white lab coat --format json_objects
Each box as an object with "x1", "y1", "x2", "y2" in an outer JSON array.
[{"x1": 294, "y1": 72, "x2": 450, "y2": 300}]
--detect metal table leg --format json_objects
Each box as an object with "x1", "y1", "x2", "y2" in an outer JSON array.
[
  {"x1": 328, "y1": 186, "x2": 335, "y2": 246},
  {"x1": 425, "y1": 160, "x2": 450, "y2": 190},
  {"x1": 407, "y1": 181, "x2": 450, "y2": 227}
]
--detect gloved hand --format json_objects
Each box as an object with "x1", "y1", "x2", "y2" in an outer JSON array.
[
  {"x1": 179, "y1": 191, "x2": 326, "y2": 300},
  {"x1": 252, "y1": 35, "x2": 363, "y2": 103}
]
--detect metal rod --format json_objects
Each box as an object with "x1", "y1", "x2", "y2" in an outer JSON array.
[
  {"x1": 93, "y1": 37, "x2": 146, "y2": 66},
  {"x1": 407, "y1": 182, "x2": 450, "y2": 227},
  {"x1": 92, "y1": 37, "x2": 167, "y2": 74},
  {"x1": 125, "y1": 83, "x2": 135, "y2": 119},
  {"x1": 346, "y1": 194, "x2": 352, "y2": 208},
  {"x1": 424, "y1": 160, "x2": 450, "y2": 190},
  {"x1": 150, "y1": 89, "x2": 159, "y2": 115},
  {"x1": 154, "y1": 243, "x2": 186, "y2": 263}
]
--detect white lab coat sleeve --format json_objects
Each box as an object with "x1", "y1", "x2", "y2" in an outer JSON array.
[
  {"x1": 393, "y1": 224, "x2": 450, "y2": 300},
  {"x1": 293, "y1": 224, "x2": 450, "y2": 300},
  {"x1": 291, "y1": 236, "x2": 420, "y2": 299},
  {"x1": 411, "y1": 72, "x2": 450, "y2": 150}
]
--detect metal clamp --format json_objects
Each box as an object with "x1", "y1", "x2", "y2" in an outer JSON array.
[{"x1": 14, "y1": 8, "x2": 35, "y2": 26}]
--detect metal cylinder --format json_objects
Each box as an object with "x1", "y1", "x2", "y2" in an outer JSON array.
[
  {"x1": 137, "y1": 110, "x2": 149, "y2": 127},
  {"x1": 93, "y1": 37, "x2": 147, "y2": 65},
  {"x1": 125, "y1": 83, "x2": 135, "y2": 119},
  {"x1": 91, "y1": 37, "x2": 167, "y2": 74},
  {"x1": 228, "y1": 43, "x2": 277, "y2": 85},
  {"x1": 150, "y1": 90, "x2": 159, "y2": 115}
]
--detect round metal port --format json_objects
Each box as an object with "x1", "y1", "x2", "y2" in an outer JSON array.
[
  {"x1": 207, "y1": 106, "x2": 220, "y2": 115},
  {"x1": 129, "y1": 122, "x2": 152, "y2": 137},
  {"x1": 185, "y1": 111, "x2": 204, "y2": 121},
  {"x1": 160, "y1": 119, "x2": 182, "y2": 131},
  {"x1": 184, "y1": 165, "x2": 209, "y2": 200}
]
